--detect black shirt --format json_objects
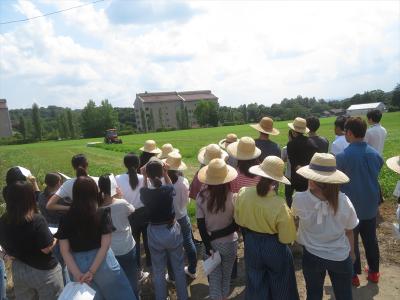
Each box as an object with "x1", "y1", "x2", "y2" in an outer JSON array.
[
  {"x1": 0, "y1": 214, "x2": 58, "y2": 270},
  {"x1": 309, "y1": 136, "x2": 330, "y2": 153},
  {"x1": 55, "y1": 207, "x2": 114, "y2": 252},
  {"x1": 38, "y1": 192, "x2": 71, "y2": 226},
  {"x1": 141, "y1": 185, "x2": 175, "y2": 223},
  {"x1": 255, "y1": 139, "x2": 281, "y2": 161}
]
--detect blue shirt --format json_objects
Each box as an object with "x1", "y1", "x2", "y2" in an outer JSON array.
[{"x1": 336, "y1": 142, "x2": 383, "y2": 220}]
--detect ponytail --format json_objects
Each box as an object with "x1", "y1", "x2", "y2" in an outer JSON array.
[
  {"x1": 153, "y1": 177, "x2": 162, "y2": 188},
  {"x1": 256, "y1": 177, "x2": 275, "y2": 197},
  {"x1": 124, "y1": 153, "x2": 140, "y2": 189},
  {"x1": 76, "y1": 167, "x2": 88, "y2": 177},
  {"x1": 145, "y1": 161, "x2": 163, "y2": 188},
  {"x1": 128, "y1": 167, "x2": 139, "y2": 190},
  {"x1": 315, "y1": 182, "x2": 339, "y2": 215}
]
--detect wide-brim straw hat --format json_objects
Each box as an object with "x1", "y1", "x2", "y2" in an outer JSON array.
[
  {"x1": 296, "y1": 153, "x2": 349, "y2": 184},
  {"x1": 162, "y1": 152, "x2": 187, "y2": 171},
  {"x1": 288, "y1": 117, "x2": 309, "y2": 134},
  {"x1": 198, "y1": 158, "x2": 238, "y2": 185},
  {"x1": 140, "y1": 140, "x2": 162, "y2": 154},
  {"x1": 198, "y1": 144, "x2": 229, "y2": 165},
  {"x1": 226, "y1": 136, "x2": 261, "y2": 160},
  {"x1": 157, "y1": 143, "x2": 179, "y2": 159},
  {"x1": 386, "y1": 156, "x2": 400, "y2": 174},
  {"x1": 250, "y1": 117, "x2": 280, "y2": 135},
  {"x1": 249, "y1": 156, "x2": 291, "y2": 185},
  {"x1": 218, "y1": 133, "x2": 238, "y2": 149}
]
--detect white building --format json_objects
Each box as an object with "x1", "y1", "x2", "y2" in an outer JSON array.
[
  {"x1": 346, "y1": 102, "x2": 386, "y2": 116},
  {"x1": 0, "y1": 99, "x2": 12, "y2": 138}
]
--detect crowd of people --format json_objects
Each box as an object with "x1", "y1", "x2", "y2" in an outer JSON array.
[{"x1": 0, "y1": 109, "x2": 398, "y2": 300}]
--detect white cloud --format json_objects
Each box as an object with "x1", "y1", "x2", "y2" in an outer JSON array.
[{"x1": 0, "y1": 0, "x2": 399, "y2": 109}]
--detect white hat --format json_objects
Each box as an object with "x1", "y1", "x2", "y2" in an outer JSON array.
[
  {"x1": 249, "y1": 156, "x2": 290, "y2": 185},
  {"x1": 296, "y1": 153, "x2": 349, "y2": 184},
  {"x1": 162, "y1": 152, "x2": 187, "y2": 171},
  {"x1": 218, "y1": 133, "x2": 238, "y2": 149},
  {"x1": 250, "y1": 117, "x2": 280, "y2": 135},
  {"x1": 157, "y1": 143, "x2": 179, "y2": 159},
  {"x1": 198, "y1": 144, "x2": 229, "y2": 165},
  {"x1": 140, "y1": 140, "x2": 162, "y2": 154},
  {"x1": 16, "y1": 166, "x2": 32, "y2": 177},
  {"x1": 226, "y1": 137, "x2": 261, "y2": 160},
  {"x1": 198, "y1": 158, "x2": 238, "y2": 185},
  {"x1": 288, "y1": 117, "x2": 309, "y2": 134},
  {"x1": 386, "y1": 156, "x2": 400, "y2": 174}
]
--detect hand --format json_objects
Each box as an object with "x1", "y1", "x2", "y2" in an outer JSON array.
[
  {"x1": 26, "y1": 175, "x2": 37, "y2": 185},
  {"x1": 73, "y1": 271, "x2": 84, "y2": 283},
  {"x1": 80, "y1": 271, "x2": 94, "y2": 284},
  {"x1": 163, "y1": 163, "x2": 170, "y2": 173},
  {"x1": 140, "y1": 166, "x2": 146, "y2": 176}
]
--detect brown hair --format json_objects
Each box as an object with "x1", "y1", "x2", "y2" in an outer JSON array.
[
  {"x1": 314, "y1": 182, "x2": 340, "y2": 214},
  {"x1": 201, "y1": 183, "x2": 230, "y2": 214},
  {"x1": 124, "y1": 153, "x2": 140, "y2": 189},
  {"x1": 344, "y1": 117, "x2": 367, "y2": 138},
  {"x1": 256, "y1": 177, "x2": 275, "y2": 197},
  {"x1": 4, "y1": 181, "x2": 38, "y2": 224},
  {"x1": 146, "y1": 161, "x2": 163, "y2": 188},
  {"x1": 44, "y1": 172, "x2": 62, "y2": 197}
]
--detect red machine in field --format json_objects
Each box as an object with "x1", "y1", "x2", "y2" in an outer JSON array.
[{"x1": 104, "y1": 128, "x2": 122, "y2": 144}]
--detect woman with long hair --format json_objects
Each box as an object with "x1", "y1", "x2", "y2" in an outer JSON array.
[
  {"x1": 292, "y1": 153, "x2": 358, "y2": 300},
  {"x1": 55, "y1": 176, "x2": 136, "y2": 300},
  {"x1": 140, "y1": 160, "x2": 188, "y2": 300},
  {"x1": 98, "y1": 174, "x2": 138, "y2": 297},
  {"x1": 116, "y1": 153, "x2": 151, "y2": 278},
  {"x1": 0, "y1": 181, "x2": 63, "y2": 299},
  {"x1": 196, "y1": 158, "x2": 238, "y2": 300},
  {"x1": 234, "y1": 156, "x2": 299, "y2": 300}
]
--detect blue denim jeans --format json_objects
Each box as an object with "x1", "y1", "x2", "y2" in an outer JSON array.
[
  {"x1": 302, "y1": 248, "x2": 353, "y2": 300},
  {"x1": 53, "y1": 242, "x2": 70, "y2": 285},
  {"x1": 167, "y1": 215, "x2": 197, "y2": 279},
  {"x1": 0, "y1": 259, "x2": 6, "y2": 300},
  {"x1": 148, "y1": 222, "x2": 188, "y2": 300},
  {"x1": 115, "y1": 246, "x2": 138, "y2": 298},
  {"x1": 71, "y1": 248, "x2": 136, "y2": 300}
]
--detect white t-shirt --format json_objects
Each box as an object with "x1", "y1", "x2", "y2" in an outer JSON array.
[
  {"x1": 292, "y1": 190, "x2": 359, "y2": 261},
  {"x1": 55, "y1": 176, "x2": 99, "y2": 199},
  {"x1": 115, "y1": 173, "x2": 144, "y2": 209},
  {"x1": 364, "y1": 124, "x2": 387, "y2": 155},
  {"x1": 330, "y1": 135, "x2": 349, "y2": 156},
  {"x1": 103, "y1": 198, "x2": 135, "y2": 256},
  {"x1": 172, "y1": 176, "x2": 190, "y2": 220},
  {"x1": 281, "y1": 146, "x2": 291, "y2": 179}
]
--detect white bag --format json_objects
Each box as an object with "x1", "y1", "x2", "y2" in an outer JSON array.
[
  {"x1": 58, "y1": 282, "x2": 96, "y2": 300},
  {"x1": 202, "y1": 251, "x2": 221, "y2": 276}
]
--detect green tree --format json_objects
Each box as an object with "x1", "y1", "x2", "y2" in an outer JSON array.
[
  {"x1": 31, "y1": 103, "x2": 42, "y2": 140},
  {"x1": 66, "y1": 108, "x2": 75, "y2": 138},
  {"x1": 392, "y1": 83, "x2": 400, "y2": 107},
  {"x1": 194, "y1": 101, "x2": 219, "y2": 127},
  {"x1": 99, "y1": 99, "x2": 118, "y2": 131},
  {"x1": 19, "y1": 116, "x2": 27, "y2": 140},
  {"x1": 81, "y1": 100, "x2": 100, "y2": 138},
  {"x1": 57, "y1": 112, "x2": 70, "y2": 138}
]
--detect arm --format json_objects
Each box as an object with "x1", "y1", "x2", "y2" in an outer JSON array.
[
  {"x1": 59, "y1": 239, "x2": 83, "y2": 282},
  {"x1": 197, "y1": 218, "x2": 212, "y2": 255},
  {"x1": 41, "y1": 238, "x2": 57, "y2": 254},
  {"x1": 345, "y1": 229, "x2": 355, "y2": 262},
  {"x1": 163, "y1": 163, "x2": 172, "y2": 185},
  {"x1": 86, "y1": 234, "x2": 112, "y2": 277},
  {"x1": 46, "y1": 194, "x2": 70, "y2": 211}
]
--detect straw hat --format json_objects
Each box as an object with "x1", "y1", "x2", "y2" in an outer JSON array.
[
  {"x1": 140, "y1": 140, "x2": 162, "y2": 154},
  {"x1": 198, "y1": 158, "x2": 238, "y2": 185},
  {"x1": 249, "y1": 156, "x2": 291, "y2": 185},
  {"x1": 296, "y1": 153, "x2": 349, "y2": 184},
  {"x1": 198, "y1": 144, "x2": 229, "y2": 165},
  {"x1": 218, "y1": 133, "x2": 238, "y2": 149},
  {"x1": 288, "y1": 117, "x2": 309, "y2": 134},
  {"x1": 157, "y1": 143, "x2": 179, "y2": 159},
  {"x1": 250, "y1": 117, "x2": 280, "y2": 135},
  {"x1": 162, "y1": 152, "x2": 187, "y2": 171},
  {"x1": 226, "y1": 137, "x2": 261, "y2": 160},
  {"x1": 386, "y1": 156, "x2": 400, "y2": 174}
]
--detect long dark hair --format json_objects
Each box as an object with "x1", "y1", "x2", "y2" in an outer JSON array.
[
  {"x1": 146, "y1": 161, "x2": 163, "y2": 188},
  {"x1": 44, "y1": 173, "x2": 62, "y2": 197},
  {"x1": 3, "y1": 167, "x2": 28, "y2": 200},
  {"x1": 124, "y1": 153, "x2": 140, "y2": 190},
  {"x1": 139, "y1": 152, "x2": 156, "y2": 172},
  {"x1": 71, "y1": 154, "x2": 88, "y2": 177},
  {"x1": 168, "y1": 170, "x2": 179, "y2": 184},
  {"x1": 98, "y1": 174, "x2": 112, "y2": 206},
  {"x1": 237, "y1": 159, "x2": 258, "y2": 178},
  {"x1": 201, "y1": 183, "x2": 230, "y2": 214},
  {"x1": 68, "y1": 176, "x2": 100, "y2": 237},
  {"x1": 4, "y1": 181, "x2": 38, "y2": 224},
  {"x1": 256, "y1": 177, "x2": 275, "y2": 197},
  {"x1": 314, "y1": 182, "x2": 339, "y2": 214}
]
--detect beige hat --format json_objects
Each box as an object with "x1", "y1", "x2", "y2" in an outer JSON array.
[
  {"x1": 198, "y1": 158, "x2": 238, "y2": 185},
  {"x1": 218, "y1": 133, "x2": 238, "y2": 149},
  {"x1": 296, "y1": 153, "x2": 349, "y2": 184},
  {"x1": 250, "y1": 117, "x2": 280, "y2": 135},
  {"x1": 288, "y1": 117, "x2": 309, "y2": 134},
  {"x1": 162, "y1": 152, "x2": 187, "y2": 171},
  {"x1": 140, "y1": 140, "x2": 162, "y2": 154},
  {"x1": 198, "y1": 144, "x2": 229, "y2": 165},
  {"x1": 226, "y1": 137, "x2": 261, "y2": 160},
  {"x1": 386, "y1": 156, "x2": 400, "y2": 174},
  {"x1": 249, "y1": 156, "x2": 291, "y2": 185},
  {"x1": 157, "y1": 143, "x2": 179, "y2": 159}
]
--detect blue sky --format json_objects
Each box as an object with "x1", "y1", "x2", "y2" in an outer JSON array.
[{"x1": 0, "y1": 0, "x2": 399, "y2": 109}]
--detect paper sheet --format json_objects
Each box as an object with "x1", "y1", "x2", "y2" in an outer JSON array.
[
  {"x1": 49, "y1": 227, "x2": 58, "y2": 235},
  {"x1": 58, "y1": 282, "x2": 96, "y2": 300},
  {"x1": 202, "y1": 251, "x2": 221, "y2": 276}
]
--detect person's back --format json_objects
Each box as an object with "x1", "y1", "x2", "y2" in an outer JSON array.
[
  {"x1": 331, "y1": 116, "x2": 349, "y2": 156},
  {"x1": 307, "y1": 116, "x2": 329, "y2": 153},
  {"x1": 255, "y1": 139, "x2": 281, "y2": 161},
  {"x1": 364, "y1": 109, "x2": 387, "y2": 155}
]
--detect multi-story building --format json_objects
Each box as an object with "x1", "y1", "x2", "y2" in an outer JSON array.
[
  {"x1": 0, "y1": 99, "x2": 12, "y2": 138},
  {"x1": 134, "y1": 90, "x2": 218, "y2": 132}
]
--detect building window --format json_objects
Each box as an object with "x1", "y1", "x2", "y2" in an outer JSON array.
[{"x1": 145, "y1": 107, "x2": 149, "y2": 111}]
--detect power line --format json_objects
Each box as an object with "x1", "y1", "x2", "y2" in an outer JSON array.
[{"x1": 0, "y1": 0, "x2": 105, "y2": 25}]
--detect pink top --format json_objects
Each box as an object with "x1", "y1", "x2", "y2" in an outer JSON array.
[{"x1": 230, "y1": 171, "x2": 260, "y2": 193}]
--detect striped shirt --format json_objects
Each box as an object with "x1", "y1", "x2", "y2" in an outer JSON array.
[{"x1": 230, "y1": 171, "x2": 260, "y2": 193}]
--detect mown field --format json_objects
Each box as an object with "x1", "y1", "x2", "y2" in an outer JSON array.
[{"x1": 1, "y1": 112, "x2": 399, "y2": 215}]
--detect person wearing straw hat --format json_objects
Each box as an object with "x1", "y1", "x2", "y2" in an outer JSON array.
[
  {"x1": 138, "y1": 140, "x2": 162, "y2": 172},
  {"x1": 234, "y1": 156, "x2": 299, "y2": 300},
  {"x1": 336, "y1": 117, "x2": 383, "y2": 286},
  {"x1": 196, "y1": 158, "x2": 238, "y2": 300},
  {"x1": 157, "y1": 143, "x2": 179, "y2": 159},
  {"x1": 287, "y1": 117, "x2": 318, "y2": 192},
  {"x1": 250, "y1": 117, "x2": 281, "y2": 161},
  {"x1": 386, "y1": 156, "x2": 400, "y2": 229},
  {"x1": 292, "y1": 153, "x2": 358, "y2": 300},
  {"x1": 162, "y1": 153, "x2": 198, "y2": 281},
  {"x1": 219, "y1": 133, "x2": 238, "y2": 167}
]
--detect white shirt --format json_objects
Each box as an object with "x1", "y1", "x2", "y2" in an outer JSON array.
[
  {"x1": 330, "y1": 135, "x2": 349, "y2": 156},
  {"x1": 281, "y1": 146, "x2": 291, "y2": 178},
  {"x1": 292, "y1": 190, "x2": 359, "y2": 261},
  {"x1": 115, "y1": 173, "x2": 144, "y2": 209},
  {"x1": 364, "y1": 124, "x2": 387, "y2": 155},
  {"x1": 172, "y1": 176, "x2": 190, "y2": 220},
  {"x1": 103, "y1": 199, "x2": 135, "y2": 256},
  {"x1": 55, "y1": 176, "x2": 99, "y2": 199}
]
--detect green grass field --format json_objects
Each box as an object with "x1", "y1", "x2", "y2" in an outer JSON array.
[{"x1": 1, "y1": 112, "x2": 399, "y2": 218}]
